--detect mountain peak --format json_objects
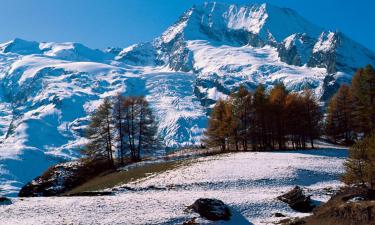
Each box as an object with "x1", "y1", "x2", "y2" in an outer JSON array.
[
  {"x1": 0, "y1": 38, "x2": 111, "y2": 62},
  {"x1": 0, "y1": 38, "x2": 41, "y2": 55},
  {"x1": 159, "y1": 2, "x2": 321, "y2": 45}
]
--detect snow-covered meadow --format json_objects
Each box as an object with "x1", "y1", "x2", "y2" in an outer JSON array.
[{"x1": 0, "y1": 147, "x2": 347, "y2": 225}]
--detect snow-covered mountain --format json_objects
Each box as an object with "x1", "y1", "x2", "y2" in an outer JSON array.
[{"x1": 0, "y1": 2, "x2": 374, "y2": 196}]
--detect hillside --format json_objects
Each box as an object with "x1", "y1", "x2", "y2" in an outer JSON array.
[
  {"x1": 0, "y1": 147, "x2": 348, "y2": 224},
  {"x1": 0, "y1": 2, "x2": 374, "y2": 196}
]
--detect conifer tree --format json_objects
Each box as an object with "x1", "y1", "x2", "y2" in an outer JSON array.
[
  {"x1": 326, "y1": 95, "x2": 340, "y2": 143},
  {"x1": 123, "y1": 96, "x2": 158, "y2": 161},
  {"x1": 302, "y1": 89, "x2": 322, "y2": 148},
  {"x1": 269, "y1": 83, "x2": 288, "y2": 149},
  {"x1": 84, "y1": 97, "x2": 115, "y2": 165},
  {"x1": 136, "y1": 96, "x2": 159, "y2": 159},
  {"x1": 284, "y1": 93, "x2": 305, "y2": 149},
  {"x1": 351, "y1": 65, "x2": 375, "y2": 135},
  {"x1": 204, "y1": 99, "x2": 232, "y2": 151},
  {"x1": 230, "y1": 86, "x2": 252, "y2": 151},
  {"x1": 113, "y1": 94, "x2": 127, "y2": 165},
  {"x1": 326, "y1": 85, "x2": 354, "y2": 144},
  {"x1": 253, "y1": 85, "x2": 270, "y2": 150}
]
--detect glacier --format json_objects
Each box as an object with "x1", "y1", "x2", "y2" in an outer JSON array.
[{"x1": 0, "y1": 2, "x2": 374, "y2": 196}]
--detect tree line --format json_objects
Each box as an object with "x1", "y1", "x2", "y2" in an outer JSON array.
[
  {"x1": 83, "y1": 95, "x2": 159, "y2": 166},
  {"x1": 204, "y1": 84, "x2": 322, "y2": 151}
]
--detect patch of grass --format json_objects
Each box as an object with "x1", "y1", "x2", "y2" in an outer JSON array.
[{"x1": 64, "y1": 160, "x2": 185, "y2": 195}]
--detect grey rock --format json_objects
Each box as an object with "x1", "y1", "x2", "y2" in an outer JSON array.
[{"x1": 189, "y1": 198, "x2": 232, "y2": 221}]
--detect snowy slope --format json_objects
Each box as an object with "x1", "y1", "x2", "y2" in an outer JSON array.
[
  {"x1": 0, "y1": 148, "x2": 348, "y2": 224},
  {"x1": 0, "y1": 2, "x2": 374, "y2": 196}
]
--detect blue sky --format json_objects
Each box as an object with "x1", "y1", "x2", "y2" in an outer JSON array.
[{"x1": 0, "y1": 0, "x2": 374, "y2": 51}]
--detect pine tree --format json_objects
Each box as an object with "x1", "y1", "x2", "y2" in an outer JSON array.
[{"x1": 83, "y1": 97, "x2": 114, "y2": 165}]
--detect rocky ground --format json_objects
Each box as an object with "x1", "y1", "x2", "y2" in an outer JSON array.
[{"x1": 281, "y1": 186, "x2": 375, "y2": 225}]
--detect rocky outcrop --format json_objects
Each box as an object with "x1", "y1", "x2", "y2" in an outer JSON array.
[
  {"x1": 189, "y1": 198, "x2": 232, "y2": 221},
  {"x1": 0, "y1": 196, "x2": 12, "y2": 205},
  {"x1": 277, "y1": 33, "x2": 315, "y2": 66},
  {"x1": 116, "y1": 42, "x2": 160, "y2": 66},
  {"x1": 281, "y1": 186, "x2": 375, "y2": 225},
  {"x1": 19, "y1": 159, "x2": 113, "y2": 197},
  {"x1": 320, "y1": 74, "x2": 341, "y2": 102},
  {"x1": 277, "y1": 186, "x2": 315, "y2": 213}
]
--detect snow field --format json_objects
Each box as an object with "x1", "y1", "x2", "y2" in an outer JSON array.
[{"x1": 0, "y1": 148, "x2": 347, "y2": 225}]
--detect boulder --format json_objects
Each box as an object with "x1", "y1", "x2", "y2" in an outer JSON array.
[
  {"x1": 274, "y1": 212, "x2": 286, "y2": 217},
  {"x1": 0, "y1": 196, "x2": 12, "y2": 205},
  {"x1": 278, "y1": 186, "x2": 315, "y2": 213},
  {"x1": 280, "y1": 186, "x2": 375, "y2": 225},
  {"x1": 189, "y1": 198, "x2": 231, "y2": 221},
  {"x1": 182, "y1": 217, "x2": 198, "y2": 225}
]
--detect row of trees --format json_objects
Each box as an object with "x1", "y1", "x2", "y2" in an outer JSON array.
[
  {"x1": 83, "y1": 95, "x2": 159, "y2": 166},
  {"x1": 326, "y1": 65, "x2": 375, "y2": 144},
  {"x1": 204, "y1": 84, "x2": 322, "y2": 151}
]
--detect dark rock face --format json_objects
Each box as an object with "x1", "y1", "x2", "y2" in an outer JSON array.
[
  {"x1": 194, "y1": 77, "x2": 231, "y2": 109},
  {"x1": 189, "y1": 198, "x2": 232, "y2": 221},
  {"x1": 0, "y1": 196, "x2": 12, "y2": 205},
  {"x1": 278, "y1": 43, "x2": 302, "y2": 66},
  {"x1": 320, "y1": 74, "x2": 341, "y2": 102},
  {"x1": 274, "y1": 212, "x2": 286, "y2": 217},
  {"x1": 308, "y1": 50, "x2": 337, "y2": 74},
  {"x1": 278, "y1": 186, "x2": 315, "y2": 213},
  {"x1": 19, "y1": 159, "x2": 113, "y2": 197},
  {"x1": 277, "y1": 34, "x2": 315, "y2": 67},
  {"x1": 117, "y1": 42, "x2": 160, "y2": 66}
]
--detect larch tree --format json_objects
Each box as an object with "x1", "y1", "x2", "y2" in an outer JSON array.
[
  {"x1": 230, "y1": 86, "x2": 252, "y2": 151},
  {"x1": 284, "y1": 93, "x2": 302, "y2": 149},
  {"x1": 326, "y1": 95, "x2": 340, "y2": 143},
  {"x1": 351, "y1": 65, "x2": 375, "y2": 136},
  {"x1": 253, "y1": 85, "x2": 270, "y2": 150},
  {"x1": 135, "y1": 96, "x2": 159, "y2": 160},
  {"x1": 123, "y1": 96, "x2": 158, "y2": 161},
  {"x1": 113, "y1": 94, "x2": 127, "y2": 165},
  {"x1": 204, "y1": 99, "x2": 232, "y2": 151},
  {"x1": 83, "y1": 97, "x2": 115, "y2": 166},
  {"x1": 302, "y1": 89, "x2": 322, "y2": 148},
  {"x1": 325, "y1": 85, "x2": 354, "y2": 144},
  {"x1": 269, "y1": 83, "x2": 288, "y2": 149},
  {"x1": 342, "y1": 133, "x2": 375, "y2": 190}
]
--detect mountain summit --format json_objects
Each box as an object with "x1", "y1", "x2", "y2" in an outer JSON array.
[{"x1": 0, "y1": 2, "x2": 374, "y2": 196}]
